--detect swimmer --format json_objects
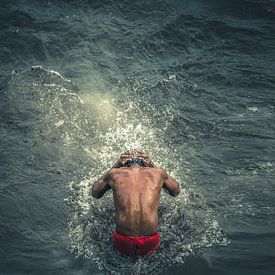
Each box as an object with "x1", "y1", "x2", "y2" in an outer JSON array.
[{"x1": 91, "y1": 149, "x2": 180, "y2": 256}]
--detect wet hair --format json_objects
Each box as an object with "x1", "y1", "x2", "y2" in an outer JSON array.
[
  {"x1": 122, "y1": 157, "x2": 146, "y2": 167},
  {"x1": 119, "y1": 149, "x2": 154, "y2": 168}
]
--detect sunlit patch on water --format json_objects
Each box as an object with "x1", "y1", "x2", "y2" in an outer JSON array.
[{"x1": 5, "y1": 66, "x2": 228, "y2": 274}]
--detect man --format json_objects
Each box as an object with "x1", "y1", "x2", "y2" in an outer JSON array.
[{"x1": 91, "y1": 149, "x2": 180, "y2": 256}]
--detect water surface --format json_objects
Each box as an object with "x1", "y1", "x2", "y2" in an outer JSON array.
[{"x1": 0, "y1": 0, "x2": 274, "y2": 274}]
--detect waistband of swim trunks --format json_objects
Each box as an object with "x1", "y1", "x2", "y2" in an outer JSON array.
[{"x1": 114, "y1": 230, "x2": 159, "y2": 239}]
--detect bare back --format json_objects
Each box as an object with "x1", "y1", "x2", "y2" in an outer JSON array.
[
  {"x1": 91, "y1": 159, "x2": 180, "y2": 237},
  {"x1": 109, "y1": 167, "x2": 165, "y2": 236}
]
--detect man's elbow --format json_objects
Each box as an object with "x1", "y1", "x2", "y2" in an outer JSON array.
[
  {"x1": 92, "y1": 191, "x2": 99, "y2": 199},
  {"x1": 91, "y1": 186, "x2": 101, "y2": 199},
  {"x1": 92, "y1": 191, "x2": 103, "y2": 199},
  {"x1": 172, "y1": 188, "x2": 180, "y2": 197}
]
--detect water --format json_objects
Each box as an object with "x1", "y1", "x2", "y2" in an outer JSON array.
[{"x1": 0, "y1": 1, "x2": 274, "y2": 274}]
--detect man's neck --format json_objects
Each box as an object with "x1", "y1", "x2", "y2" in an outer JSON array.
[{"x1": 128, "y1": 165, "x2": 142, "y2": 170}]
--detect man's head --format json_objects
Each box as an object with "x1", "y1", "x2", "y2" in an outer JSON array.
[{"x1": 119, "y1": 149, "x2": 155, "y2": 168}]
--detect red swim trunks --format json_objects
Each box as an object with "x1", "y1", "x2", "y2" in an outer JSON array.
[{"x1": 112, "y1": 231, "x2": 160, "y2": 256}]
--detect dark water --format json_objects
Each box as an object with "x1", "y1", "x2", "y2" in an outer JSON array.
[{"x1": 0, "y1": 0, "x2": 275, "y2": 274}]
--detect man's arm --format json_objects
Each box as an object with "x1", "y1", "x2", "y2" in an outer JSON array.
[
  {"x1": 162, "y1": 169, "x2": 180, "y2": 197},
  {"x1": 91, "y1": 155, "x2": 123, "y2": 198},
  {"x1": 91, "y1": 172, "x2": 111, "y2": 199}
]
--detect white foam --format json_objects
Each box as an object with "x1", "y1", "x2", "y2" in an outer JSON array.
[
  {"x1": 65, "y1": 81, "x2": 228, "y2": 274},
  {"x1": 15, "y1": 68, "x2": 228, "y2": 273},
  {"x1": 247, "y1": 106, "x2": 258, "y2": 112}
]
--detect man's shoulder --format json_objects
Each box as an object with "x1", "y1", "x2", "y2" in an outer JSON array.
[
  {"x1": 110, "y1": 167, "x2": 165, "y2": 175},
  {"x1": 144, "y1": 167, "x2": 163, "y2": 172},
  {"x1": 148, "y1": 167, "x2": 166, "y2": 175},
  {"x1": 109, "y1": 168, "x2": 130, "y2": 175},
  {"x1": 109, "y1": 167, "x2": 161, "y2": 173},
  {"x1": 138, "y1": 167, "x2": 165, "y2": 178}
]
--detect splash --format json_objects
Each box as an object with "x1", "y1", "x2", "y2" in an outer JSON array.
[
  {"x1": 66, "y1": 74, "x2": 228, "y2": 273},
  {"x1": 6, "y1": 66, "x2": 228, "y2": 274}
]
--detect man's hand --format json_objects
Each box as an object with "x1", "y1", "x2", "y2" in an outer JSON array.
[
  {"x1": 112, "y1": 154, "x2": 131, "y2": 168},
  {"x1": 133, "y1": 150, "x2": 155, "y2": 167},
  {"x1": 112, "y1": 149, "x2": 156, "y2": 168}
]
